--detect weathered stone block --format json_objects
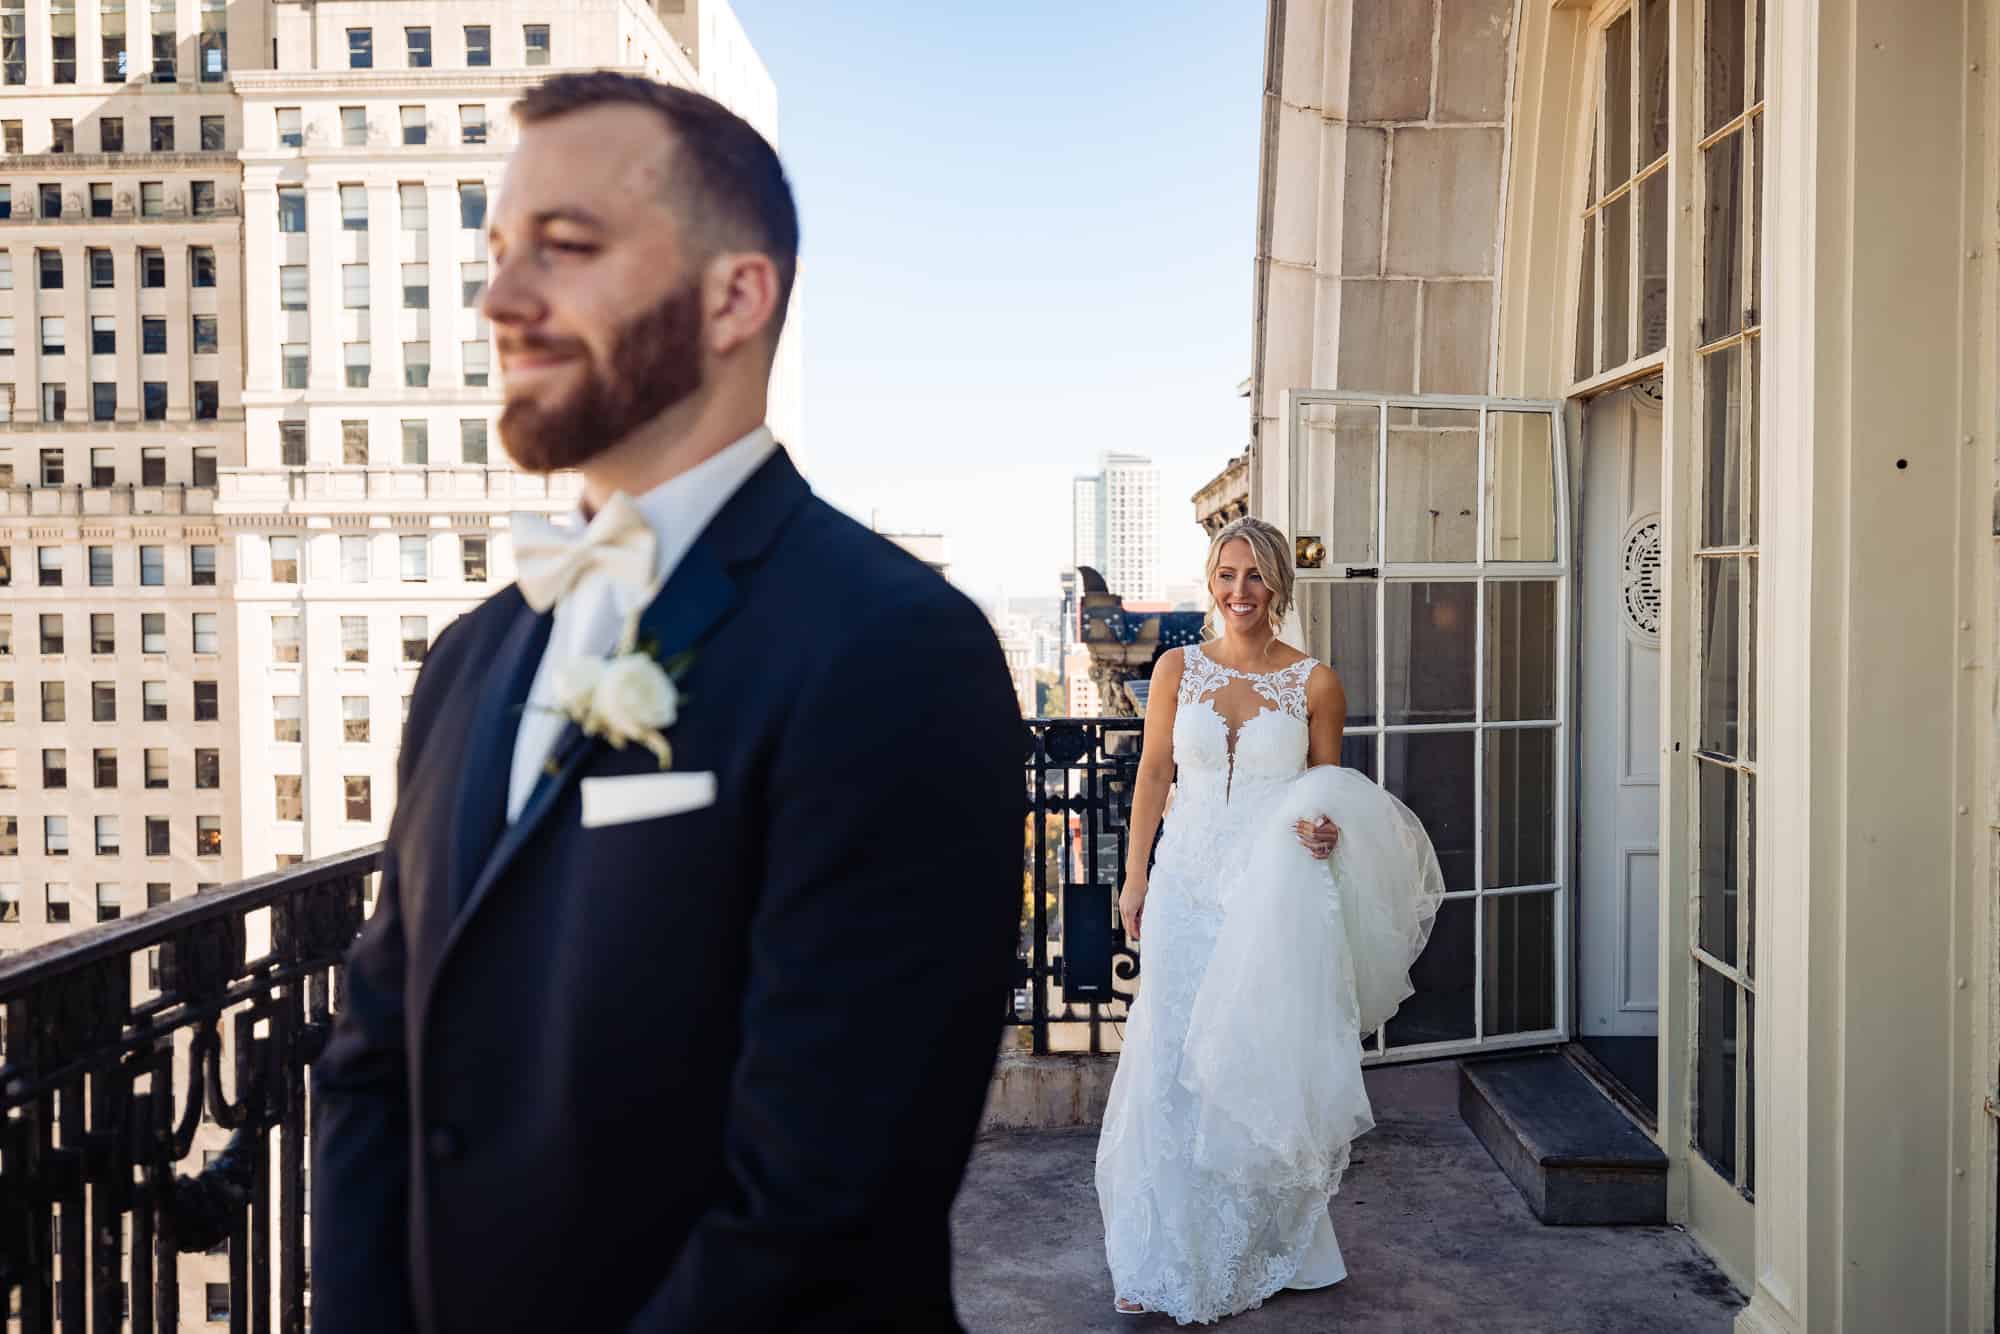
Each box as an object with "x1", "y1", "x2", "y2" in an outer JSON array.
[
  {"x1": 1420, "y1": 279, "x2": 1495, "y2": 395},
  {"x1": 1437, "y1": 0, "x2": 1515, "y2": 123},
  {"x1": 1340, "y1": 126, "x2": 1389, "y2": 276},
  {"x1": 1349, "y1": 0, "x2": 1435, "y2": 122},
  {"x1": 1386, "y1": 126, "x2": 1505, "y2": 276},
  {"x1": 980, "y1": 1051, "x2": 1118, "y2": 1131},
  {"x1": 1336, "y1": 278, "x2": 1419, "y2": 392}
]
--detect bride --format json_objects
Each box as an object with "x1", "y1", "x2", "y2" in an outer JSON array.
[{"x1": 1095, "y1": 516, "x2": 1445, "y2": 1323}]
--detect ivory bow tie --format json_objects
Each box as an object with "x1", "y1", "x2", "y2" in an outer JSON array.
[{"x1": 513, "y1": 492, "x2": 659, "y2": 612}]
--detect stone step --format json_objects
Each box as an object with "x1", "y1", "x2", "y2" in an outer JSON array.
[{"x1": 1459, "y1": 1050, "x2": 1669, "y2": 1226}]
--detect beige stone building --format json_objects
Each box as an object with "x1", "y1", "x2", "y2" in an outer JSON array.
[{"x1": 1250, "y1": 0, "x2": 1998, "y2": 1327}]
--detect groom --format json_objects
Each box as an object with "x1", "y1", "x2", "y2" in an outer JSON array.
[{"x1": 310, "y1": 73, "x2": 1026, "y2": 1333}]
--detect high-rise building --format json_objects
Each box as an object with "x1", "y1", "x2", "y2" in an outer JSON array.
[{"x1": 1070, "y1": 451, "x2": 1159, "y2": 603}]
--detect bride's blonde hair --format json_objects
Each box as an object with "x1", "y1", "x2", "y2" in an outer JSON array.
[{"x1": 1202, "y1": 516, "x2": 1294, "y2": 638}]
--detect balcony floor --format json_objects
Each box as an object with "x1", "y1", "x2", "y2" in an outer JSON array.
[{"x1": 950, "y1": 1062, "x2": 1744, "y2": 1332}]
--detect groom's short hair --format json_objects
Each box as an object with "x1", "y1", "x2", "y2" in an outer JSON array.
[{"x1": 514, "y1": 71, "x2": 799, "y2": 340}]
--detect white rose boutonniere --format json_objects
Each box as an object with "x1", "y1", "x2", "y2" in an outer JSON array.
[{"x1": 540, "y1": 607, "x2": 694, "y2": 771}]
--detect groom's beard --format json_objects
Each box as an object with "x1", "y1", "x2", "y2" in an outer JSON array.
[{"x1": 497, "y1": 281, "x2": 706, "y2": 475}]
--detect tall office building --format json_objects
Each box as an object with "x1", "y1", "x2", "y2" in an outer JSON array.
[{"x1": 1070, "y1": 450, "x2": 1160, "y2": 603}]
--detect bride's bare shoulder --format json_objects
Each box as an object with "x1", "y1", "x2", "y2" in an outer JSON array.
[{"x1": 1152, "y1": 647, "x2": 1189, "y2": 681}]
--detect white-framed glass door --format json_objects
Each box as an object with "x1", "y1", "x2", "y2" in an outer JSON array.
[{"x1": 1287, "y1": 390, "x2": 1572, "y2": 1063}]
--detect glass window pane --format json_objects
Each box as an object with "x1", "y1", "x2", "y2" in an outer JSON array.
[
  {"x1": 1385, "y1": 895, "x2": 1475, "y2": 1047},
  {"x1": 1295, "y1": 401, "x2": 1378, "y2": 566},
  {"x1": 1602, "y1": 191, "x2": 1631, "y2": 367},
  {"x1": 1702, "y1": 345, "x2": 1745, "y2": 547},
  {"x1": 1694, "y1": 960, "x2": 1739, "y2": 1178},
  {"x1": 1484, "y1": 580, "x2": 1557, "y2": 721},
  {"x1": 1385, "y1": 409, "x2": 1478, "y2": 563},
  {"x1": 1385, "y1": 582, "x2": 1476, "y2": 726},
  {"x1": 1484, "y1": 412, "x2": 1556, "y2": 562},
  {"x1": 1703, "y1": 131, "x2": 1744, "y2": 340},
  {"x1": 1699, "y1": 558, "x2": 1741, "y2": 755},
  {"x1": 1575, "y1": 212, "x2": 1596, "y2": 381},
  {"x1": 1641, "y1": 169, "x2": 1668, "y2": 356},
  {"x1": 1299, "y1": 580, "x2": 1378, "y2": 729},
  {"x1": 1485, "y1": 728, "x2": 1557, "y2": 888},
  {"x1": 1697, "y1": 757, "x2": 1740, "y2": 963},
  {"x1": 1705, "y1": 0, "x2": 1747, "y2": 135},
  {"x1": 1339, "y1": 732, "x2": 1376, "y2": 776},
  {"x1": 1603, "y1": 13, "x2": 1631, "y2": 187},
  {"x1": 1640, "y1": 0, "x2": 1669, "y2": 164},
  {"x1": 1484, "y1": 890, "x2": 1558, "y2": 1035},
  {"x1": 1384, "y1": 729, "x2": 1475, "y2": 892}
]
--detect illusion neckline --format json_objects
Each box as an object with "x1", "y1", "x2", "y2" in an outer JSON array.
[{"x1": 1187, "y1": 641, "x2": 1314, "y2": 682}]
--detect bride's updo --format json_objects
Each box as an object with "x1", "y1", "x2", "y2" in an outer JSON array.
[{"x1": 1202, "y1": 516, "x2": 1294, "y2": 637}]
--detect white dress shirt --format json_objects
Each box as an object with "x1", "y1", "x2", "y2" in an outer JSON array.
[{"x1": 505, "y1": 425, "x2": 778, "y2": 821}]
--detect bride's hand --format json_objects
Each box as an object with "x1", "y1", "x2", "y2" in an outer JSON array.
[
  {"x1": 1118, "y1": 878, "x2": 1147, "y2": 942},
  {"x1": 1294, "y1": 816, "x2": 1340, "y2": 860}
]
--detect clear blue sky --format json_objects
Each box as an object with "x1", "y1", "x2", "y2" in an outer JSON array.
[{"x1": 728, "y1": 0, "x2": 1267, "y2": 608}]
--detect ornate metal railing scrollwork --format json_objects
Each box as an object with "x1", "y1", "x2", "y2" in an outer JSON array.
[{"x1": 0, "y1": 849, "x2": 376, "y2": 1333}]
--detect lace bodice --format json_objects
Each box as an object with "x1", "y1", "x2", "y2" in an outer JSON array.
[{"x1": 1172, "y1": 642, "x2": 1318, "y2": 802}]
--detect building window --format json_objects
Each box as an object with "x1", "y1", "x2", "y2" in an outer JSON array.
[
  {"x1": 46, "y1": 883, "x2": 70, "y2": 923},
  {"x1": 342, "y1": 420, "x2": 369, "y2": 465},
  {"x1": 89, "y1": 448, "x2": 113, "y2": 487},
  {"x1": 88, "y1": 249, "x2": 113, "y2": 288},
  {"x1": 402, "y1": 263, "x2": 428, "y2": 309},
  {"x1": 0, "y1": 316, "x2": 10, "y2": 356},
  {"x1": 0, "y1": 817, "x2": 15, "y2": 858},
  {"x1": 39, "y1": 316, "x2": 63, "y2": 355},
  {"x1": 399, "y1": 536, "x2": 428, "y2": 583},
  {"x1": 88, "y1": 610, "x2": 113, "y2": 654},
  {"x1": 273, "y1": 694, "x2": 301, "y2": 741},
  {"x1": 191, "y1": 180, "x2": 215, "y2": 216},
  {"x1": 191, "y1": 247, "x2": 216, "y2": 287},
  {"x1": 39, "y1": 447, "x2": 63, "y2": 484},
  {"x1": 399, "y1": 182, "x2": 429, "y2": 233},
  {"x1": 523, "y1": 24, "x2": 550, "y2": 65},
  {"x1": 194, "y1": 749, "x2": 218, "y2": 788},
  {"x1": 347, "y1": 28, "x2": 372, "y2": 69},
  {"x1": 459, "y1": 105, "x2": 486, "y2": 145},
  {"x1": 94, "y1": 748, "x2": 117, "y2": 788},
  {"x1": 461, "y1": 535, "x2": 488, "y2": 582},
  {"x1": 340, "y1": 616, "x2": 368, "y2": 663},
  {"x1": 342, "y1": 694, "x2": 369, "y2": 742},
  {"x1": 148, "y1": 115, "x2": 172, "y2": 151},
  {"x1": 403, "y1": 342, "x2": 430, "y2": 388},
  {"x1": 406, "y1": 25, "x2": 430, "y2": 66},
  {"x1": 462, "y1": 341, "x2": 490, "y2": 387},
  {"x1": 274, "y1": 774, "x2": 302, "y2": 822},
  {"x1": 49, "y1": 0, "x2": 76, "y2": 81},
  {"x1": 341, "y1": 107, "x2": 366, "y2": 147},
  {"x1": 89, "y1": 182, "x2": 111, "y2": 217},
  {"x1": 465, "y1": 25, "x2": 490, "y2": 66},
  {"x1": 460, "y1": 418, "x2": 488, "y2": 464},
  {"x1": 141, "y1": 181, "x2": 166, "y2": 220},
  {"x1": 88, "y1": 548, "x2": 112, "y2": 587},
  {"x1": 141, "y1": 248, "x2": 164, "y2": 287},
  {"x1": 91, "y1": 680, "x2": 115, "y2": 721},
  {"x1": 272, "y1": 614, "x2": 300, "y2": 663},
  {"x1": 343, "y1": 263, "x2": 370, "y2": 309},
  {"x1": 0, "y1": 120, "x2": 16, "y2": 151},
  {"x1": 91, "y1": 382, "x2": 116, "y2": 422},
  {"x1": 141, "y1": 680, "x2": 165, "y2": 721},
  {"x1": 200, "y1": 114, "x2": 223, "y2": 150},
  {"x1": 147, "y1": 883, "x2": 169, "y2": 907},
  {"x1": 143, "y1": 317, "x2": 167, "y2": 354},
  {"x1": 461, "y1": 261, "x2": 487, "y2": 308},
  {"x1": 279, "y1": 421, "x2": 307, "y2": 466},
  {"x1": 0, "y1": 884, "x2": 16, "y2": 922},
  {"x1": 141, "y1": 612, "x2": 165, "y2": 653},
  {"x1": 401, "y1": 615, "x2": 428, "y2": 663},
  {"x1": 94, "y1": 882, "x2": 120, "y2": 921},
  {"x1": 38, "y1": 182, "x2": 61, "y2": 218},
  {"x1": 94, "y1": 817, "x2": 118, "y2": 858},
  {"x1": 278, "y1": 185, "x2": 306, "y2": 232},
  {"x1": 269, "y1": 536, "x2": 299, "y2": 583},
  {"x1": 283, "y1": 344, "x2": 309, "y2": 389},
  {"x1": 195, "y1": 814, "x2": 220, "y2": 857},
  {"x1": 139, "y1": 545, "x2": 163, "y2": 586},
  {"x1": 340, "y1": 534, "x2": 371, "y2": 582},
  {"x1": 197, "y1": 0, "x2": 223, "y2": 79},
  {"x1": 192, "y1": 681, "x2": 217, "y2": 722},
  {"x1": 340, "y1": 182, "x2": 367, "y2": 228},
  {"x1": 142, "y1": 385, "x2": 166, "y2": 422},
  {"x1": 145, "y1": 817, "x2": 168, "y2": 856},
  {"x1": 400, "y1": 105, "x2": 425, "y2": 146},
  {"x1": 42, "y1": 748, "x2": 66, "y2": 787},
  {"x1": 100, "y1": 117, "x2": 123, "y2": 151},
  {"x1": 0, "y1": 747, "x2": 11, "y2": 789},
  {"x1": 37, "y1": 249, "x2": 60, "y2": 290},
  {"x1": 279, "y1": 265, "x2": 308, "y2": 311},
  {"x1": 193, "y1": 315, "x2": 218, "y2": 355},
  {"x1": 45, "y1": 815, "x2": 70, "y2": 857},
  {"x1": 276, "y1": 106, "x2": 302, "y2": 148},
  {"x1": 193, "y1": 381, "x2": 217, "y2": 420},
  {"x1": 458, "y1": 181, "x2": 485, "y2": 229},
  {"x1": 401, "y1": 419, "x2": 428, "y2": 465},
  {"x1": 192, "y1": 612, "x2": 217, "y2": 654},
  {"x1": 345, "y1": 343, "x2": 370, "y2": 388},
  {"x1": 37, "y1": 547, "x2": 61, "y2": 587},
  {"x1": 190, "y1": 543, "x2": 215, "y2": 582},
  {"x1": 344, "y1": 776, "x2": 371, "y2": 822}
]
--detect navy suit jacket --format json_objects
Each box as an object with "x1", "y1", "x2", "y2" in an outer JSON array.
[{"x1": 310, "y1": 448, "x2": 1026, "y2": 1333}]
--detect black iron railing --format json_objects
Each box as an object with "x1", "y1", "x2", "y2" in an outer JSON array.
[{"x1": 0, "y1": 719, "x2": 1143, "y2": 1327}]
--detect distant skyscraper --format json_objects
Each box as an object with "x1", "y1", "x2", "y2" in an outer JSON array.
[{"x1": 1070, "y1": 452, "x2": 1159, "y2": 603}]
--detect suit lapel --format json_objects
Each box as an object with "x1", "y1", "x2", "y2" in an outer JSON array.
[
  {"x1": 440, "y1": 538, "x2": 739, "y2": 950},
  {"x1": 445, "y1": 599, "x2": 553, "y2": 911}
]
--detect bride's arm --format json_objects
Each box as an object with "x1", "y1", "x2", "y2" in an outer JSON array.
[
  {"x1": 1306, "y1": 663, "x2": 1348, "y2": 766},
  {"x1": 1118, "y1": 649, "x2": 1183, "y2": 941}
]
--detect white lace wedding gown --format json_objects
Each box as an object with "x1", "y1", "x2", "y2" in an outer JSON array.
[{"x1": 1095, "y1": 644, "x2": 1446, "y2": 1325}]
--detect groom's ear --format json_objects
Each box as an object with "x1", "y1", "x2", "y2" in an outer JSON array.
[{"x1": 702, "y1": 250, "x2": 783, "y2": 362}]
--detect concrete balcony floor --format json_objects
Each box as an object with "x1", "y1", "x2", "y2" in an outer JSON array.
[{"x1": 951, "y1": 1062, "x2": 1744, "y2": 1332}]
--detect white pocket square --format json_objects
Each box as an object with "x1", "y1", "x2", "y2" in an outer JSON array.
[{"x1": 579, "y1": 772, "x2": 717, "y2": 828}]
